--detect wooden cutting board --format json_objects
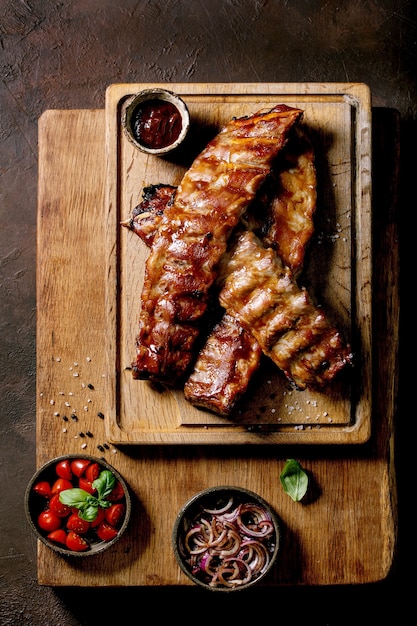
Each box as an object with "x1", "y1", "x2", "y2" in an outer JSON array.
[
  {"x1": 36, "y1": 102, "x2": 398, "y2": 587},
  {"x1": 104, "y1": 83, "x2": 372, "y2": 445}
]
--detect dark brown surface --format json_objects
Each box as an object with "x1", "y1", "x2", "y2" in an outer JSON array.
[{"x1": 0, "y1": 0, "x2": 413, "y2": 623}]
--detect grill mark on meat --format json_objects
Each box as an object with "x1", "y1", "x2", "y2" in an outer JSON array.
[
  {"x1": 218, "y1": 231, "x2": 353, "y2": 390},
  {"x1": 131, "y1": 104, "x2": 303, "y2": 386}
]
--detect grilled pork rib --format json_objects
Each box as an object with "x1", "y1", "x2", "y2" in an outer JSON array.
[
  {"x1": 218, "y1": 231, "x2": 353, "y2": 390},
  {"x1": 132, "y1": 104, "x2": 303, "y2": 385},
  {"x1": 184, "y1": 127, "x2": 318, "y2": 413}
]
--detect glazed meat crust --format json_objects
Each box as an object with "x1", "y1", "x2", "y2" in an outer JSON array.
[
  {"x1": 132, "y1": 105, "x2": 303, "y2": 385},
  {"x1": 218, "y1": 231, "x2": 353, "y2": 390},
  {"x1": 121, "y1": 184, "x2": 176, "y2": 246}
]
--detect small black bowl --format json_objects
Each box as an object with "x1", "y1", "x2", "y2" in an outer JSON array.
[
  {"x1": 172, "y1": 486, "x2": 280, "y2": 591},
  {"x1": 25, "y1": 454, "x2": 131, "y2": 557}
]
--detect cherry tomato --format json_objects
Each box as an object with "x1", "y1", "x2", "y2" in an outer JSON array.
[
  {"x1": 51, "y1": 478, "x2": 73, "y2": 495},
  {"x1": 85, "y1": 462, "x2": 100, "y2": 483},
  {"x1": 105, "y1": 503, "x2": 125, "y2": 528},
  {"x1": 78, "y1": 476, "x2": 96, "y2": 495},
  {"x1": 66, "y1": 512, "x2": 90, "y2": 535},
  {"x1": 66, "y1": 531, "x2": 89, "y2": 552},
  {"x1": 32, "y1": 481, "x2": 52, "y2": 499},
  {"x1": 55, "y1": 459, "x2": 73, "y2": 481},
  {"x1": 70, "y1": 459, "x2": 91, "y2": 477},
  {"x1": 96, "y1": 521, "x2": 118, "y2": 541},
  {"x1": 38, "y1": 510, "x2": 62, "y2": 532},
  {"x1": 106, "y1": 481, "x2": 125, "y2": 502},
  {"x1": 49, "y1": 493, "x2": 72, "y2": 518},
  {"x1": 89, "y1": 506, "x2": 105, "y2": 528},
  {"x1": 47, "y1": 529, "x2": 67, "y2": 545}
]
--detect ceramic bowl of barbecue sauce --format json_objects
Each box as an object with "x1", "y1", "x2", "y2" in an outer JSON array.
[{"x1": 122, "y1": 88, "x2": 190, "y2": 156}]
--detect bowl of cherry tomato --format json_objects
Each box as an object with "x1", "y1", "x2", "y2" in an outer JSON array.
[
  {"x1": 172, "y1": 486, "x2": 281, "y2": 591},
  {"x1": 25, "y1": 454, "x2": 131, "y2": 556}
]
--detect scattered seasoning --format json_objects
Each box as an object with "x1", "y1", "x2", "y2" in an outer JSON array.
[
  {"x1": 73, "y1": 373, "x2": 79, "y2": 377},
  {"x1": 85, "y1": 431, "x2": 93, "y2": 438},
  {"x1": 88, "y1": 383, "x2": 94, "y2": 390},
  {"x1": 70, "y1": 414, "x2": 78, "y2": 421},
  {"x1": 54, "y1": 412, "x2": 59, "y2": 416},
  {"x1": 86, "y1": 357, "x2": 92, "y2": 362},
  {"x1": 97, "y1": 445, "x2": 105, "y2": 452},
  {"x1": 63, "y1": 428, "x2": 67, "y2": 433},
  {"x1": 97, "y1": 412, "x2": 105, "y2": 420},
  {"x1": 62, "y1": 416, "x2": 68, "y2": 422},
  {"x1": 81, "y1": 443, "x2": 87, "y2": 449},
  {"x1": 103, "y1": 443, "x2": 109, "y2": 449},
  {"x1": 50, "y1": 399, "x2": 55, "y2": 405},
  {"x1": 65, "y1": 402, "x2": 70, "y2": 407},
  {"x1": 79, "y1": 432, "x2": 85, "y2": 438}
]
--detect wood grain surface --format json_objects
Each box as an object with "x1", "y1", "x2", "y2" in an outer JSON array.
[
  {"x1": 36, "y1": 105, "x2": 397, "y2": 587},
  {"x1": 105, "y1": 82, "x2": 372, "y2": 444}
]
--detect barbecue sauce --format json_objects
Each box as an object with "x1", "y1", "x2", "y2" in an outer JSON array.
[{"x1": 132, "y1": 99, "x2": 182, "y2": 149}]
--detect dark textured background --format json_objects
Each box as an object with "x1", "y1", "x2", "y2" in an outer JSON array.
[{"x1": 0, "y1": 1, "x2": 414, "y2": 623}]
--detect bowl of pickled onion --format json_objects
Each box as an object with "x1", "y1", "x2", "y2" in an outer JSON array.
[{"x1": 172, "y1": 486, "x2": 281, "y2": 591}]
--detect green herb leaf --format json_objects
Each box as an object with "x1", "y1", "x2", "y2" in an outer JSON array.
[
  {"x1": 93, "y1": 470, "x2": 116, "y2": 500},
  {"x1": 78, "y1": 502, "x2": 100, "y2": 522},
  {"x1": 59, "y1": 488, "x2": 90, "y2": 509},
  {"x1": 280, "y1": 459, "x2": 309, "y2": 502},
  {"x1": 59, "y1": 469, "x2": 118, "y2": 522}
]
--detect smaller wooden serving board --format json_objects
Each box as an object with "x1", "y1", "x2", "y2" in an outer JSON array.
[{"x1": 105, "y1": 83, "x2": 372, "y2": 445}]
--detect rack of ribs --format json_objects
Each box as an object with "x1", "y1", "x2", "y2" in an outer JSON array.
[
  {"x1": 184, "y1": 126, "x2": 319, "y2": 414},
  {"x1": 131, "y1": 104, "x2": 303, "y2": 386},
  {"x1": 218, "y1": 230, "x2": 353, "y2": 391},
  {"x1": 124, "y1": 125, "x2": 326, "y2": 414}
]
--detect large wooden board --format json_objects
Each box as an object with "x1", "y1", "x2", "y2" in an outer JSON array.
[
  {"x1": 105, "y1": 83, "x2": 372, "y2": 444},
  {"x1": 36, "y1": 107, "x2": 397, "y2": 586}
]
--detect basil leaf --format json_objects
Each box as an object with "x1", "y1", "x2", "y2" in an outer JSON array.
[
  {"x1": 59, "y1": 488, "x2": 90, "y2": 509},
  {"x1": 280, "y1": 459, "x2": 309, "y2": 502},
  {"x1": 93, "y1": 470, "x2": 116, "y2": 500},
  {"x1": 79, "y1": 502, "x2": 99, "y2": 522}
]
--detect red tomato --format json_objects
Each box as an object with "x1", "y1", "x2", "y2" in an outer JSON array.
[
  {"x1": 105, "y1": 503, "x2": 125, "y2": 528},
  {"x1": 70, "y1": 459, "x2": 91, "y2": 477},
  {"x1": 38, "y1": 510, "x2": 62, "y2": 532},
  {"x1": 55, "y1": 459, "x2": 73, "y2": 481},
  {"x1": 47, "y1": 529, "x2": 67, "y2": 545},
  {"x1": 96, "y1": 521, "x2": 118, "y2": 541},
  {"x1": 49, "y1": 493, "x2": 72, "y2": 518},
  {"x1": 51, "y1": 478, "x2": 73, "y2": 495},
  {"x1": 32, "y1": 481, "x2": 52, "y2": 499},
  {"x1": 106, "y1": 481, "x2": 125, "y2": 502},
  {"x1": 78, "y1": 476, "x2": 96, "y2": 495},
  {"x1": 90, "y1": 506, "x2": 106, "y2": 528},
  {"x1": 66, "y1": 512, "x2": 90, "y2": 535},
  {"x1": 66, "y1": 531, "x2": 89, "y2": 552},
  {"x1": 85, "y1": 462, "x2": 100, "y2": 483}
]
